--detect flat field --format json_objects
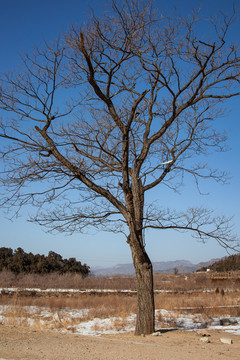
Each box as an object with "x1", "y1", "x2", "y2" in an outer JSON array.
[
  {"x1": 1, "y1": 325, "x2": 240, "y2": 360},
  {"x1": 0, "y1": 271, "x2": 240, "y2": 359}
]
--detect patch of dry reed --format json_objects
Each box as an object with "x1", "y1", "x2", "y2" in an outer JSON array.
[{"x1": 1, "y1": 270, "x2": 240, "y2": 331}]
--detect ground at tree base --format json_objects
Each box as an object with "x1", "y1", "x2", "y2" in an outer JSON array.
[{"x1": 0, "y1": 325, "x2": 239, "y2": 360}]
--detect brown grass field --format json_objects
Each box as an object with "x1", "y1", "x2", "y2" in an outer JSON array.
[
  {"x1": 0, "y1": 270, "x2": 240, "y2": 326},
  {"x1": 1, "y1": 269, "x2": 240, "y2": 290},
  {"x1": 1, "y1": 271, "x2": 240, "y2": 360}
]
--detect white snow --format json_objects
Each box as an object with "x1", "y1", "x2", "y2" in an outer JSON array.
[
  {"x1": 0, "y1": 303, "x2": 239, "y2": 336},
  {"x1": 0, "y1": 287, "x2": 136, "y2": 295},
  {"x1": 73, "y1": 315, "x2": 135, "y2": 336}
]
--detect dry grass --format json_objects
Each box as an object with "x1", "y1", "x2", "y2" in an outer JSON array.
[
  {"x1": 0, "y1": 291, "x2": 136, "y2": 332},
  {"x1": 155, "y1": 290, "x2": 240, "y2": 317},
  {"x1": 1, "y1": 270, "x2": 240, "y2": 332},
  {"x1": 0, "y1": 270, "x2": 137, "y2": 290},
  {"x1": 0, "y1": 291, "x2": 137, "y2": 323},
  {"x1": 153, "y1": 272, "x2": 240, "y2": 291},
  {"x1": 1, "y1": 270, "x2": 239, "y2": 292},
  {"x1": 1, "y1": 287, "x2": 239, "y2": 322}
]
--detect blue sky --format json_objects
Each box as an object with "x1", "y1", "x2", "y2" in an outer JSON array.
[{"x1": 0, "y1": 0, "x2": 240, "y2": 268}]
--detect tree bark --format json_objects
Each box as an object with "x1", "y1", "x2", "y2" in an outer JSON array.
[{"x1": 129, "y1": 235, "x2": 155, "y2": 335}]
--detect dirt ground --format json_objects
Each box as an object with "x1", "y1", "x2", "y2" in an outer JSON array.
[{"x1": 0, "y1": 325, "x2": 239, "y2": 360}]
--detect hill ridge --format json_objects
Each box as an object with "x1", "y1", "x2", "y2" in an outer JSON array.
[{"x1": 92, "y1": 259, "x2": 219, "y2": 275}]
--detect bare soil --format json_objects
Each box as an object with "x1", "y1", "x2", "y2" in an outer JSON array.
[{"x1": 0, "y1": 325, "x2": 239, "y2": 360}]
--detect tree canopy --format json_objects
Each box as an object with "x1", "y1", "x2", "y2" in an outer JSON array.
[
  {"x1": 0, "y1": 247, "x2": 90, "y2": 276},
  {"x1": 200, "y1": 253, "x2": 240, "y2": 272}
]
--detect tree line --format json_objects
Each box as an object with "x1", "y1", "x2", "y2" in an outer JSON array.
[
  {"x1": 200, "y1": 253, "x2": 240, "y2": 272},
  {"x1": 0, "y1": 247, "x2": 90, "y2": 276}
]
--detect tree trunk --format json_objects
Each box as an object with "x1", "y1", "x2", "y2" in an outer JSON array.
[{"x1": 130, "y1": 238, "x2": 155, "y2": 335}]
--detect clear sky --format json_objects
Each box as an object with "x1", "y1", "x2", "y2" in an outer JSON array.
[{"x1": 0, "y1": 0, "x2": 239, "y2": 269}]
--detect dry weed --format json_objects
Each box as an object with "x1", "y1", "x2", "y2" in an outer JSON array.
[{"x1": 1, "y1": 270, "x2": 240, "y2": 332}]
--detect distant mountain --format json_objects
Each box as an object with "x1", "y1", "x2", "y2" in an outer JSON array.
[{"x1": 92, "y1": 259, "x2": 219, "y2": 276}]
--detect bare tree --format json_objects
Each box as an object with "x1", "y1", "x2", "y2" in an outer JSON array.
[{"x1": 0, "y1": 0, "x2": 240, "y2": 334}]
